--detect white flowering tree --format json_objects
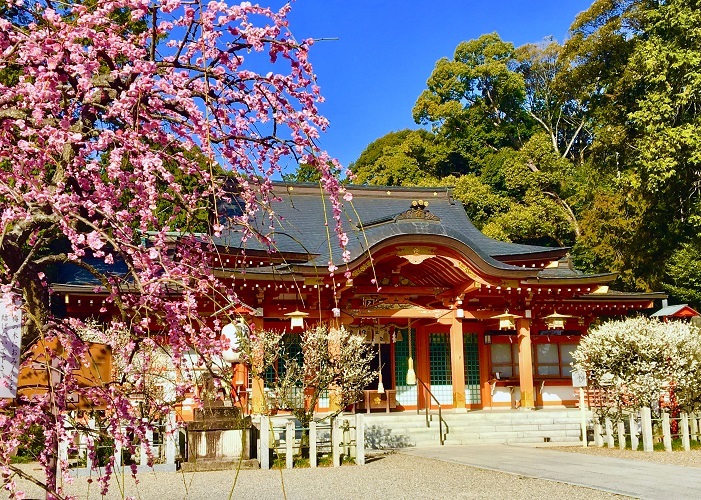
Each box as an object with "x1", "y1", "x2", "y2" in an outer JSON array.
[
  {"x1": 573, "y1": 316, "x2": 701, "y2": 420},
  {"x1": 273, "y1": 325, "x2": 375, "y2": 428}
]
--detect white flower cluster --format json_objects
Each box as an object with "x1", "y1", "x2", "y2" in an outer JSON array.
[{"x1": 573, "y1": 316, "x2": 701, "y2": 416}]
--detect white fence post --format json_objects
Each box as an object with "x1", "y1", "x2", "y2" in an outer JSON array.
[
  {"x1": 141, "y1": 422, "x2": 153, "y2": 467},
  {"x1": 605, "y1": 418, "x2": 614, "y2": 448},
  {"x1": 641, "y1": 407, "x2": 654, "y2": 452},
  {"x1": 86, "y1": 417, "x2": 95, "y2": 470},
  {"x1": 165, "y1": 412, "x2": 177, "y2": 466},
  {"x1": 617, "y1": 421, "x2": 626, "y2": 450},
  {"x1": 629, "y1": 413, "x2": 639, "y2": 451},
  {"x1": 691, "y1": 413, "x2": 699, "y2": 441},
  {"x1": 332, "y1": 417, "x2": 341, "y2": 467},
  {"x1": 662, "y1": 412, "x2": 672, "y2": 452},
  {"x1": 259, "y1": 415, "x2": 270, "y2": 470},
  {"x1": 114, "y1": 424, "x2": 122, "y2": 468},
  {"x1": 356, "y1": 414, "x2": 365, "y2": 466},
  {"x1": 309, "y1": 421, "x2": 317, "y2": 468},
  {"x1": 594, "y1": 421, "x2": 604, "y2": 447},
  {"x1": 681, "y1": 413, "x2": 691, "y2": 451},
  {"x1": 285, "y1": 420, "x2": 294, "y2": 469}
]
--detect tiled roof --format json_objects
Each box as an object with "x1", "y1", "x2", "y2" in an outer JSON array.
[
  {"x1": 213, "y1": 183, "x2": 566, "y2": 271},
  {"x1": 54, "y1": 257, "x2": 129, "y2": 286},
  {"x1": 651, "y1": 304, "x2": 700, "y2": 317}
]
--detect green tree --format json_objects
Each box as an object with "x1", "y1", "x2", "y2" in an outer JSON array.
[
  {"x1": 349, "y1": 129, "x2": 445, "y2": 185},
  {"x1": 413, "y1": 33, "x2": 534, "y2": 169},
  {"x1": 564, "y1": 0, "x2": 701, "y2": 293},
  {"x1": 515, "y1": 39, "x2": 589, "y2": 161},
  {"x1": 663, "y1": 242, "x2": 701, "y2": 309}
]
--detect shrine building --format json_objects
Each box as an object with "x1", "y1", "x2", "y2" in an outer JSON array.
[
  {"x1": 213, "y1": 183, "x2": 665, "y2": 412},
  {"x1": 55, "y1": 182, "x2": 666, "y2": 414}
]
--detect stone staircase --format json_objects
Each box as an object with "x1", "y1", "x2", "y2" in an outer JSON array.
[{"x1": 361, "y1": 409, "x2": 586, "y2": 449}]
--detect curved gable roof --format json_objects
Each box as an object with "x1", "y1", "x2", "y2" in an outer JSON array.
[{"x1": 214, "y1": 183, "x2": 567, "y2": 272}]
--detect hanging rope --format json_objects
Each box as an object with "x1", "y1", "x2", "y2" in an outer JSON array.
[{"x1": 406, "y1": 318, "x2": 416, "y2": 385}]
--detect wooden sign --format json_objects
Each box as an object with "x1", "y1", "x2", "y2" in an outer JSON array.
[
  {"x1": 0, "y1": 298, "x2": 22, "y2": 398},
  {"x1": 17, "y1": 339, "x2": 112, "y2": 410},
  {"x1": 571, "y1": 369, "x2": 587, "y2": 388}
]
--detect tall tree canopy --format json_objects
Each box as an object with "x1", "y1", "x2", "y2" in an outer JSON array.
[
  {"x1": 0, "y1": 1, "x2": 347, "y2": 497},
  {"x1": 564, "y1": 0, "x2": 701, "y2": 291},
  {"x1": 352, "y1": 0, "x2": 701, "y2": 304}
]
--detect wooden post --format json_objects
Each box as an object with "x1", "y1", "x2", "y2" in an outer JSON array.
[
  {"x1": 57, "y1": 428, "x2": 68, "y2": 480},
  {"x1": 681, "y1": 413, "x2": 691, "y2": 451},
  {"x1": 641, "y1": 407, "x2": 654, "y2": 452},
  {"x1": 516, "y1": 318, "x2": 534, "y2": 409},
  {"x1": 309, "y1": 421, "x2": 317, "y2": 468},
  {"x1": 86, "y1": 417, "x2": 96, "y2": 470},
  {"x1": 594, "y1": 421, "x2": 604, "y2": 447},
  {"x1": 605, "y1": 418, "x2": 614, "y2": 448},
  {"x1": 617, "y1": 421, "x2": 626, "y2": 450},
  {"x1": 449, "y1": 312, "x2": 466, "y2": 410},
  {"x1": 662, "y1": 412, "x2": 672, "y2": 452},
  {"x1": 141, "y1": 421, "x2": 152, "y2": 467},
  {"x1": 165, "y1": 412, "x2": 177, "y2": 466},
  {"x1": 579, "y1": 387, "x2": 587, "y2": 447},
  {"x1": 285, "y1": 420, "x2": 294, "y2": 469},
  {"x1": 630, "y1": 413, "x2": 639, "y2": 451},
  {"x1": 355, "y1": 414, "x2": 365, "y2": 466},
  {"x1": 251, "y1": 316, "x2": 266, "y2": 414},
  {"x1": 259, "y1": 415, "x2": 270, "y2": 469},
  {"x1": 691, "y1": 413, "x2": 699, "y2": 441},
  {"x1": 332, "y1": 417, "x2": 341, "y2": 467}
]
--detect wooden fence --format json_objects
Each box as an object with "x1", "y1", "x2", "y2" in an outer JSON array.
[
  {"x1": 592, "y1": 408, "x2": 701, "y2": 452},
  {"x1": 59, "y1": 412, "x2": 179, "y2": 476},
  {"x1": 256, "y1": 414, "x2": 365, "y2": 469}
]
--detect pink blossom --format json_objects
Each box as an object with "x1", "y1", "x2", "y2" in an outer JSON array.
[{"x1": 0, "y1": 1, "x2": 346, "y2": 497}]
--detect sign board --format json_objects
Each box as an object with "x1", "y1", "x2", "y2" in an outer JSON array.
[
  {"x1": 0, "y1": 297, "x2": 22, "y2": 398},
  {"x1": 571, "y1": 369, "x2": 588, "y2": 388},
  {"x1": 17, "y1": 339, "x2": 112, "y2": 410}
]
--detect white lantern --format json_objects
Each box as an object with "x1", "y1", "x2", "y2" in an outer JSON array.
[
  {"x1": 222, "y1": 321, "x2": 243, "y2": 362},
  {"x1": 284, "y1": 309, "x2": 309, "y2": 329},
  {"x1": 491, "y1": 311, "x2": 522, "y2": 331},
  {"x1": 543, "y1": 311, "x2": 574, "y2": 330}
]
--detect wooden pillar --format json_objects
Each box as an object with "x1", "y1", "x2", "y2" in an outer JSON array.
[
  {"x1": 477, "y1": 325, "x2": 491, "y2": 409},
  {"x1": 517, "y1": 318, "x2": 534, "y2": 409},
  {"x1": 449, "y1": 312, "x2": 466, "y2": 410},
  {"x1": 416, "y1": 326, "x2": 430, "y2": 408},
  {"x1": 251, "y1": 316, "x2": 266, "y2": 414}
]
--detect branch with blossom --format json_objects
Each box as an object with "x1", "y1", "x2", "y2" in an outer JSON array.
[
  {"x1": 0, "y1": 1, "x2": 349, "y2": 497},
  {"x1": 573, "y1": 316, "x2": 701, "y2": 422},
  {"x1": 273, "y1": 325, "x2": 375, "y2": 427}
]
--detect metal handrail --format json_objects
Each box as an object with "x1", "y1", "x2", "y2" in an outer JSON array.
[{"x1": 416, "y1": 377, "x2": 448, "y2": 445}]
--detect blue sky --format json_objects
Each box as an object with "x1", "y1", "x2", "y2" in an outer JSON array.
[{"x1": 277, "y1": 1, "x2": 593, "y2": 171}]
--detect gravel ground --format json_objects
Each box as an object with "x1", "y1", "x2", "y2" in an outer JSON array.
[
  {"x1": 558, "y1": 445, "x2": 701, "y2": 468},
  {"x1": 3, "y1": 452, "x2": 626, "y2": 500}
]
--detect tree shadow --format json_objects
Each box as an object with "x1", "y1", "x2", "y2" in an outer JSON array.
[{"x1": 364, "y1": 425, "x2": 412, "y2": 450}]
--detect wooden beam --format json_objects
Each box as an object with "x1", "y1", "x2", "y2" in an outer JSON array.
[
  {"x1": 436, "y1": 281, "x2": 481, "y2": 300},
  {"x1": 353, "y1": 286, "x2": 450, "y2": 295},
  {"x1": 345, "y1": 308, "x2": 453, "y2": 319}
]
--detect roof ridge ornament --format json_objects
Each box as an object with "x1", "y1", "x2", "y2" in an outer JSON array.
[{"x1": 396, "y1": 200, "x2": 440, "y2": 222}]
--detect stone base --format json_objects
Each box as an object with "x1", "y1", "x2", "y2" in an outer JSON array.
[{"x1": 180, "y1": 459, "x2": 259, "y2": 472}]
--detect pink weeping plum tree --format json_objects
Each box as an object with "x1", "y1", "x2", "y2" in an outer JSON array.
[{"x1": 0, "y1": 0, "x2": 351, "y2": 497}]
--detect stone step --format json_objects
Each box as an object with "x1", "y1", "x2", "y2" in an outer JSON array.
[{"x1": 361, "y1": 409, "x2": 587, "y2": 448}]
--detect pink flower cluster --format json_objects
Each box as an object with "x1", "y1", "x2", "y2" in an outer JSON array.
[{"x1": 0, "y1": 0, "x2": 350, "y2": 497}]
